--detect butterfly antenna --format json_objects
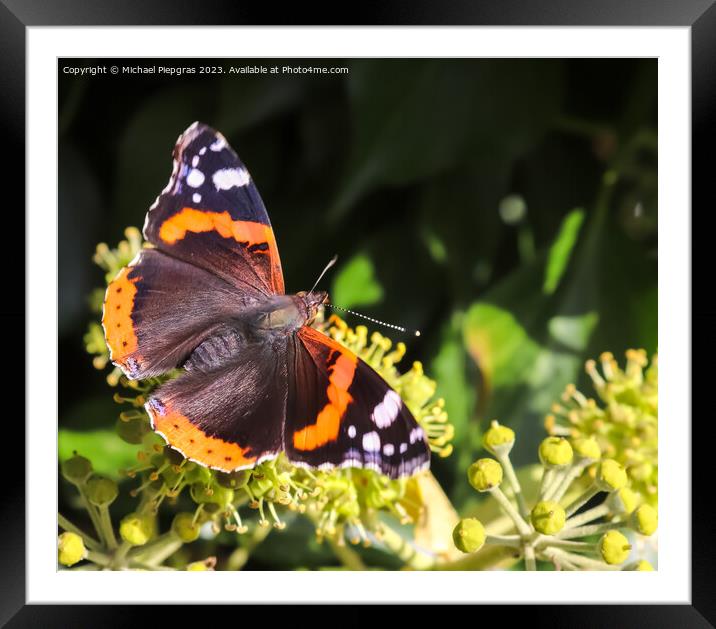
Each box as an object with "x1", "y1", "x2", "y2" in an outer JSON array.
[
  {"x1": 309, "y1": 255, "x2": 338, "y2": 295},
  {"x1": 326, "y1": 303, "x2": 421, "y2": 337}
]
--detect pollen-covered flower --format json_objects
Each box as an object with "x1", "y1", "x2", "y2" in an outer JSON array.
[{"x1": 545, "y1": 350, "x2": 658, "y2": 505}]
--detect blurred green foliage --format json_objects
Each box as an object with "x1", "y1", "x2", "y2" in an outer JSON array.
[{"x1": 59, "y1": 58, "x2": 657, "y2": 568}]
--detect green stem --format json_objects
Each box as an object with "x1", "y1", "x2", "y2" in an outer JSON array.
[
  {"x1": 541, "y1": 547, "x2": 617, "y2": 571},
  {"x1": 97, "y1": 505, "x2": 117, "y2": 550},
  {"x1": 541, "y1": 539, "x2": 597, "y2": 553},
  {"x1": 485, "y1": 535, "x2": 522, "y2": 548},
  {"x1": 437, "y1": 544, "x2": 520, "y2": 571},
  {"x1": 377, "y1": 523, "x2": 435, "y2": 570},
  {"x1": 524, "y1": 545, "x2": 537, "y2": 571},
  {"x1": 564, "y1": 502, "x2": 610, "y2": 528},
  {"x1": 86, "y1": 550, "x2": 111, "y2": 566},
  {"x1": 111, "y1": 541, "x2": 132, "y2": 569},
  {"x1": 327, "y1": 538, "x2": 367, "y2": 571},
  {"x1": 539, "y1": 468, "x2": 556, "y2": 501},
  {"x1": 489, "y1": 487, "x2": 532, "y2": 537},
  {"x1": 549, "y1": 461, "x2": 590, "y2": 503},
  {"x1": 58, "y1": 513, "x2": 102, "y2": 552},
  {"x1": 559, "y1": 520, "x2": 623, "y2": 540},
  {"x1": 77, "y1": 486, "x2": 105, "y2": 546},
  {"x1": 564, "y1": 484, "x2": 601, "y2": 518},
  {"x1": 495, "y1": 452, "x2": 530, "y2": 520},
  {"x1": 128, "y1": 532, "x2": 182, "y2": 567}
]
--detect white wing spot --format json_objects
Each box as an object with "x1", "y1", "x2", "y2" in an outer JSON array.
[
  {"x1": 191, "y1": 155, "x2": 200, "y2": 167},
  {"x1": 186, "y1": 169, "x2": 205, "y2": 188},
  {"x1": 362, "y1": 431, "x2": 381, "y2": 453},
  {"x1": 210, "y1": 135, "x2": 227, "y2": 151},
  {"x1": 199, "y1": 147, "x2": 207, "y2": 156},
  {"x1": 213, "y1": 167, "x2": 250, "y2": 191},
  {"x1": 383, "y1": 443, "x2": 395, "y2": 456},
  {"x1": 347, "y1": 425, "x2": 357, "y2": 439},
  {"x1": 192, "y1": 193, "x2": 202, "y2": 204},
  {"x1": 400, "y1": 443, "x2": 408, "y2": 454},
  {"x1": 371, "y1": 390, "x2": 402, "y2": 428}
]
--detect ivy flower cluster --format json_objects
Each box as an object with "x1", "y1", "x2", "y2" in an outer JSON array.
[
  {"x1": 62, "y1": 228, "x2": 454, "y2": 570},
  {"x1": 452, "y1": 416, "x2": 657, "y2": 570},
  {"x1": 545, "y1": 349, "x2": 658, "y2": 505}
]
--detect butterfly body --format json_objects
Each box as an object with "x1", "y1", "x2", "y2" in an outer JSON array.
[{"x1": 103, "y1": 122, "x2": 430, "y2": 479}]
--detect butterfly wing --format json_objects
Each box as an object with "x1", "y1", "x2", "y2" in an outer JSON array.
[
  {"x1": 103, "y1": 248, "x2": 267, "y2": 379},
  {"x1": 284, "y1": 326, "x2": 431, "y2": 479},
  {"x1": 145, "y1": 338, "x2": 288, "y2": 471},
  {"x1": 142, "y1": 121, "x2": 284, "y2": 296}
]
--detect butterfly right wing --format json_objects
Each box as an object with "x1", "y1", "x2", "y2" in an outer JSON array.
[
  {"x1": 142, "y1": 122, "x2": 285, "y2": 296},
  {"x1": 102, "y1": 248, "x2": 264, "y2": 379}
]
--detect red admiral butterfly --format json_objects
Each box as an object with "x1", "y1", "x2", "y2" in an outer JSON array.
[{"x1": 102, "y1": 122, "x2": 430, "y2": 479}]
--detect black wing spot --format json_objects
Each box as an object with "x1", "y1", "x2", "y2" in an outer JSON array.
[{"x1": 248, "y1": 242, "x2": 269, "y2": 253}]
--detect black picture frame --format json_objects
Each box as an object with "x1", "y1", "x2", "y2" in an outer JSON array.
[{"x1": 4, "y1": 1, "x2": 710, "y2": 625}]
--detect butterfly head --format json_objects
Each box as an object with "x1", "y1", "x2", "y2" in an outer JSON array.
[{"x1": 297, "y1": 290, "x2": 328, "y2": 324}]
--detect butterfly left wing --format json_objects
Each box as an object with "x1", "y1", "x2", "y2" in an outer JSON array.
[
  {"x1": 284, "y1": 326, "x2": 430, "y2": 479},
  {"x1": 142, "y1": 121, "x2": 284, "y2": 296},
  {"x1": 144, "y1": 338, "x2": 288, "y2": 471}
]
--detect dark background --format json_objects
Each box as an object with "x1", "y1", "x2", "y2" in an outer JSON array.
[{"x1": 58, "y1": 57, "x2": 657, "y2": 555}]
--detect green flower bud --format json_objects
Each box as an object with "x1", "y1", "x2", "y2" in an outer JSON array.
[
  {"x1": 248, "y1": 476, "x2": 274, "y2": 499},
  {"x1": 216, "y1": 469, "x2": 251, "y2": 490},
  {"x1": 58, "y1": 532, "x2": 87, "y2": 566},
  {"x1": 607, "y1": 487, "x2": 639, "y2": 515},
  {"x1": 531, "y1": 501, "x2": 566, "y2": 535},
  {"x1": 571, "y1": 436, "x2": 601, "y2": 461},
  {"x1": 596, "y1": 459, "x2": 628, "y2": 492},
  {"x1": 115, "y1": 417, "x2": 149, "y2": 444},
  {"x1": 61, "y1": 454, "x2": 93, "y2": 485},
  {"x1": 599, "y1": 530, "x2": 631, "y2": 564},
  {"x1": 631, "y1": 504, "x2": 658, "y2": 536},
  {"x1": 119, "y1": 512, "x2": 154, "y2": 546},
  {"x1": 482, "y1": 421, "x2": 515, "y2": 456},
  {"x1": 190, "y1": 481, "x2": 234, "y2": 507},
  {"x1": 467, "y1": 458, "x2": 503, "y2": 492},
  {"x1": 452, "y1": 518, "x2": 486, "y2": 553},
  {"x1": 184, "y1": 464, "x2": 212, "y2": 485},
  {"x1": 539, "y1": 437, "x2": 573, "y2": 467},
  {"x1": 85, "y1": 476, "x2": 119, "y2": 507},
  {"x1": 172, "y1": 512, "x2": 201, "y2": 543}
]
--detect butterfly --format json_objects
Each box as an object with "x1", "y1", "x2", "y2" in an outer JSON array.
[{"x1": 102, "y1": 121, "x2": 430, "y2": 479}]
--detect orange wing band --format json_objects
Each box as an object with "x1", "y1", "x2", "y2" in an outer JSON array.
[
  {"x1": 158, "y1": 208, "x2": 283, "y2": 292},
  {"x1": 102, "y1": 266, "x2": 141, "y2": 368},
  {"x1": 293, "y1": 328, "x2": 358, "y2": 451},
  {"x1": 148, "y1": 401, "x2": 257, "y2": 471}
]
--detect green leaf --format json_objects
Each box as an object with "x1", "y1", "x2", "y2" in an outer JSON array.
[
  {"x1": 548, "y1": 312, "x2": 599, "y2": 352},
  {"x1": 430, "y1": 312, "x2": 477, "y2": 489},
  {"x1": 543, "y1": 208, "x2": 586, "y2": 294},
  {"x1": 59, "y1": 429, "x2": 138, "y2": 479},
  {"x1": 330, "y1": 253, "x2": 384, "y2": 309},
  {"x1": 330, "y1": 59, "x2": 564, "y2": 221}
]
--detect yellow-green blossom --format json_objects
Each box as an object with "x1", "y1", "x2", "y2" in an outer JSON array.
[
  {"x1": 453, "y1": 518, "x2": 486, "y2": 553},
  {"x1": 546, "y1": 350, "x2": 657, "y2": 505},
  {"x1": 58, "y1": 532, "x2": 87, "y2": 567}
]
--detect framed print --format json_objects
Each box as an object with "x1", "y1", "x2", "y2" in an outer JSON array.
[{"x1": 3, "y1": 0, "x2": 712, "y2": 624}]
